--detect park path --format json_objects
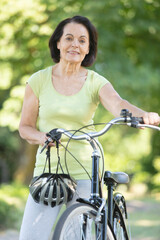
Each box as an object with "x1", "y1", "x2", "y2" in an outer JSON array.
[
  {"x1": 0, "y1": 229, "x2": 19, "y2": 240},
  {"x1": 0, "y1": 199, "x2": 159, "y2": 240}
]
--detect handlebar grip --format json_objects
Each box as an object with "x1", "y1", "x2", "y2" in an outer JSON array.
[
  {"x1": 47, "y1": 128, "x2": 62, "y2": 141},
  {"x1": 133, "y1": 117, "x2": 144, "y2": 124}
]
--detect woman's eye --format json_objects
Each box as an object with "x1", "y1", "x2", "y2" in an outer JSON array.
[
  {"x1": 66, "y1": 37, "x2": 72, "y2": 41},
  {"x1": 80, "y1": 39, "x2": 85, "y2": 43}
]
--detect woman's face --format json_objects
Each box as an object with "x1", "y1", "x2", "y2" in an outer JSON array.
[{"x1": 57, "y1": 22, "x2": 89, "y2": 64}]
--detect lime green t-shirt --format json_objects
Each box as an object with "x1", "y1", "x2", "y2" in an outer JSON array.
[{"x1": 27, "y1": 66, "x2": 109, "y2": 180}]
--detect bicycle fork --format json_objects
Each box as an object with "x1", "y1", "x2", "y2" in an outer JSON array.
[{"x1": 89, "y1": 139, "x2": 107, "y2": 240}]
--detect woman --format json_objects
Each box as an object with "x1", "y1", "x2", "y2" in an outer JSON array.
[{"x1": 19, "y1": 16, "x2": 159, "y2": 240}]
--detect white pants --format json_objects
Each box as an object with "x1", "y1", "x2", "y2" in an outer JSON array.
[{"x1": 19, "y1": 180, "x2": 91, "y2": 240}]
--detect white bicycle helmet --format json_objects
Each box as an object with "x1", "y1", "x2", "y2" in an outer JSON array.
[{"x1": 29, "y1": 173, "x2": 76, "y2": 207}]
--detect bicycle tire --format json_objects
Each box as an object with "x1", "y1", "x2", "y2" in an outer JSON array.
[
  {"x1": 113, "y1": 199, "x2": 129, "y2": 240},
  {"x1": 52, "y1": 203, "x2": 115, "y2": 240}
]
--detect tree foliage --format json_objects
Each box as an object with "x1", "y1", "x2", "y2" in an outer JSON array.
[{"x1": 0, "y1": 0, "x2": 159, "y2": 189}]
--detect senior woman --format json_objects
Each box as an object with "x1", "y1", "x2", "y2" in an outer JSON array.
[{"x1": 19, "y1": 16, "x2": 159, "y2": 239}]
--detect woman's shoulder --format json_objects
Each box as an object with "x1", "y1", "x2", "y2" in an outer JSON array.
[
  {"x1": 27, "y1": 66, "x2": 52, "y2": 86},
  {"x1": 87, "y1": 69, "x2": 109, "y2": 84},
  {"x1": 27, "y1": 66, "x2": 52, "y2": 97},
  {"x1": 85, "y1": 69, "x2": 109, "y2": 104},
  {"x1": 29, "y1": 66, "x2": 52, "y2": 79}
]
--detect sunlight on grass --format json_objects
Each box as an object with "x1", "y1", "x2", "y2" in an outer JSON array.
[
  {"x1": 132, "y1": 219, "x2": 160, "y2": 227},
  {"x1": 0, "y1": 182, "x2": 28, "y2": 208},
  {"x1": 0, "y1": 182, "x2": 28, "y2": 230},
  {"x1": 0, "y1": 195, "x2": 23, "y2": 207},
  {"x1": 110, "y1": 183, "x2": 160, "y2": 240}
]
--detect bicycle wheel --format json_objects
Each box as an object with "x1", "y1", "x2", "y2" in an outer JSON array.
[
  {"x1": 113, "y1": 202, "x2": 129, "y2": 240},
  {"x1": 53, "y1": 203, "x2": 115, "y2": 240}
]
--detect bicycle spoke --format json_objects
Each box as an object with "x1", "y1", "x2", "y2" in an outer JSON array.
[{"x1": 53, "y1": 203, "x2": 115, "y2": 240}]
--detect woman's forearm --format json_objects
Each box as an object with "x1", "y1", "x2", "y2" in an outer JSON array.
[
  {"x1": 19, "y1": 125, "x2": 46, "y2": 145},
  {"x1": 116, "y1": 99, "x2": 146, "y2": 117},
  {"x1": 115, "y1": 99, "x2": 159, "y2": 125},
  {"x1": 99, "y1": 83, "x2": 159, "y2": 125}
]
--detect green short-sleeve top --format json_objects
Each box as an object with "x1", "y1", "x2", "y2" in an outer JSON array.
[{"x1": 27, "y1": 66, "x2": 109, "y2": 180}]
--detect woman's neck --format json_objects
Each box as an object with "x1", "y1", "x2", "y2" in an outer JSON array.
[{"x1": 56, "y1": 60, "x2": 82, "y2": 77}]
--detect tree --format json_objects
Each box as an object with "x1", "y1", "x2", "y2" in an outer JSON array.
[{"x1": 0, "y1": 0, "x2": 159, "y2": 188}]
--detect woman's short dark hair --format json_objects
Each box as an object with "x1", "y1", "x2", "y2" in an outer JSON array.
[{"x1": 49, "y1": 16, "x2": 98, "y2": 67}]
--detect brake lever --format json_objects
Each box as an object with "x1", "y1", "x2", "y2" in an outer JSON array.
[
  {"x1": 40, "y1": 137, "x2": 53, "y2": 154},
  {"x1": 40, "y1": 128, "x2": 62, "y2": 154}
]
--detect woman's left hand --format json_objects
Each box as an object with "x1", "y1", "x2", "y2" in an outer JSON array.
[{"x1": 142, "y1": 112, "x2": 160, "y2": 126}]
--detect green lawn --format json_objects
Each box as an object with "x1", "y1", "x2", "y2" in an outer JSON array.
[
  {"x1": 0, "y1": 182, "x2": 28, "y2": 231},
  {"x1": 127, "y1": 197, "x2": 160, "y2": 240},
  {"x1": 0, "y1": 182, "x2": 160, "y2": 240}
]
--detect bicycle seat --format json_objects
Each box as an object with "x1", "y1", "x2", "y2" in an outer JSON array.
[{"x1": 104, "y1": 171, "x2": 129, "y2": 185}]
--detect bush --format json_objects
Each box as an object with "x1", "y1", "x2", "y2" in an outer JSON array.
[
  {"x1": 0, "y1": 199, "x2": 21, "y2": 230},
  {"x1": 0, "y1": 182, "x2": 28, "y2": 230}
]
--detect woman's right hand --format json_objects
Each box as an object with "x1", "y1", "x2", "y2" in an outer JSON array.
[
  {"x1": 142, "y1": 112, "x2": 160, "y2": 126},
  {"x1": 42, "y1": 133, "x2": 56, "y2": 147}
]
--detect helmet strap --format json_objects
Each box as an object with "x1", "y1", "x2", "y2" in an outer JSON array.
[
  {"x1": 43, "y1": 146, "x2": 51, "y2": 173},
  {"x1": 55, "y1": 141, "x2": 64, "y2": 174},
  {"x1": 43, "y1": 139, "x2": 65, "y2": 175}
]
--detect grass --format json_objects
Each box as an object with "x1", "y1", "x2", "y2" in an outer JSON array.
[
  {"x1": 0, "y1": 182, "x2": 160, "y2": 240},
  {"x1": 127, "y1": 197, "x2": 160, "y2": 240},
  {"x1": 0, "y1": 182, "x2": 28, "y2": 230},
  {"x1": 118, "y1": 184, "x2": 160, "y2": 240}
]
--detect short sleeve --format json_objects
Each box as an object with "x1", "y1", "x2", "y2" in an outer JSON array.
[
  {"x1": 88, "y1": 70, "x2": 109, "y2": 104},
  {"x1": 27, "y1": 70, "x2": 42, "y2": 98}
]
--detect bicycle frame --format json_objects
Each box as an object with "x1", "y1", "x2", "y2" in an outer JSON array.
[
  {"x1": 89, "y1": 138, "x2": 129, "y2": 240},
  {"x1": 90, "y1": 139, "x2": 101, "y2": 199},
  {"x1": 77, "y1": 137, "x2": 108, "y2": 239},
  {"x1": 43, "y1": 110, "x2": 160, "y2": 240},
  {"x1": 90, "y1": 144, "x2": 108, "y2": 239}
]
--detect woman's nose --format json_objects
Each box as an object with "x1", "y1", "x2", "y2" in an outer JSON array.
[{"x1": 72, "y1": 39, "x2": 78, "y2": 47}]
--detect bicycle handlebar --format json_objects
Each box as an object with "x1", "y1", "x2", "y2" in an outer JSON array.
[
  {"x1": 40, "y1": 110, "x2": 160, "y2": 153},
  {"x1": 56, "y1": 116, "x2": 160, "y2": 141}
]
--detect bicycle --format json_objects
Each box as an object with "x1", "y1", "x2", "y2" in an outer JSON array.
[{"x1": 42, "y1": 109, "x2": 160, "y2": 240}]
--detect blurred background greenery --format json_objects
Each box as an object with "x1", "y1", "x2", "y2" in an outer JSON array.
[{"x1": 0, "y1": 0, "x2": 160, "y2": 237}]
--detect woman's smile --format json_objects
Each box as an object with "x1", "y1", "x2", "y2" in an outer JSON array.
[
  {"x1": 57, "y1": 22, "x2": 89, "y2": 64},
  {"x1": 67, "y1": 51, "x2": 80, "y2": 55}
]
